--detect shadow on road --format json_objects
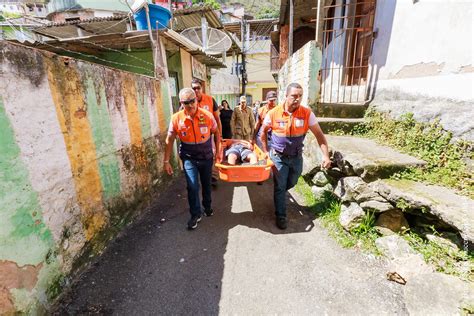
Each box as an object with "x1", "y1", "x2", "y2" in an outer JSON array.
[{"x1": 52, "y1": 178, "x2": 316, "y2": 315}]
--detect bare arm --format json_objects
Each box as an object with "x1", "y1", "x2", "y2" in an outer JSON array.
[
  {"x1": 260, "y1": 125, "x2": 271, "y2": 153},
  {"x1": 213, "y1": 127, "x2": 222, "y2": 162},
  {"x1": 163, "y1": 133, "x2": 176, "y2": 175},
  {"x1": 309, "y1": 123, "x2": 331, "y2": 169}
]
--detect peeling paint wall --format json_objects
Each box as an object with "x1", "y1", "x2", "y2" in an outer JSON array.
[
  {"x1": 370, "y1": 0, "x2": 473, "y2": 101},
  {"x1": 278, "y1": 41, "x2": 322, "y2": 108},
  {"x1": 0, "y1": 41, "x2": 174, "y2": 314}
]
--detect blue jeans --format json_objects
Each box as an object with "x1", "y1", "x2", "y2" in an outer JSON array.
[
  {"x1": 270, "y1": 150, "x2": 303, "y2": 218},
  {"x1": 183, "y1": 158, "x2": 213, "y2": 216}
]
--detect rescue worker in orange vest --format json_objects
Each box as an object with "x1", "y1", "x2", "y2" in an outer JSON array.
[
  {"x1": 254, "y1": 90, "x2": 278, "y2": 149},
  {"x1": 191, "y1": 78, "x2": 222, "y2": 186},
  {"x1": 164, "y1": 88, "x2": 222, "y2": 230},
  {"x1": 260, "y1": 83, "x2": 331, "y2": 230}
]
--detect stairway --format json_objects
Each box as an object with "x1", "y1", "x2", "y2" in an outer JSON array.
[{"x1": 315, "y1": 103, "x2": 367, "y2": 134}]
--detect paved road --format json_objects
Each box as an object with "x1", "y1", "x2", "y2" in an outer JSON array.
[{"x1": 53, "y1": 178, "x2": 407, "y2": 315}]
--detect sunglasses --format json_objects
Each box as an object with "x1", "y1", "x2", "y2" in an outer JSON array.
[
  {"x1": 180, "y1": 98, "x2": 195, "y2": 105},
  {"x1": 191, "y1": 86, "x2": 201, "y2": 91}
]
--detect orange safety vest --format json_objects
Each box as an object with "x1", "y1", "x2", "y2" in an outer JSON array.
[
  {"x1": 197, "y1": 94, "x2": 215, "y2": 113},
  {"x1": 170, "y1": 107, "x2": 215, "y2": 160},
  {"x1": 266, "y1": 104, "x2": 312, "y2": 156}
]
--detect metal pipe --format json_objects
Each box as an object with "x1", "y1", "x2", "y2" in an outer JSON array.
[
  {"x1": 315, "y1": 0, "x2": 321, "y2": 45},
  {"x1": 289, "y1": 0, "x2": 294, "y2": 56}
]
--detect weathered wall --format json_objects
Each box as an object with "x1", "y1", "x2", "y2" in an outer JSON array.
[
  {"x1": 0, "y1": 41, "x2": 174, "y2": 314},
  {"x1": 368, "y1": 0, "x2": 473, "y2": 141},
  {"x1": 210, "y1": 59, "x2": 239, "y2": 108},
  {"x1": 278, "y1": 41, "x2": 322, "y2": 107}
]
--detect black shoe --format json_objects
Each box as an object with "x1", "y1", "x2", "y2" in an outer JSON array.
[
  {"x1": 204, "y1": 208, "x2": 214, "y2": 217},
  {"x1": 187, "y1": 215, "x2": 202, "y2": 230},
  {"x1": 257, "y1": 181, "x2": 263, "y2": 185},
  {"x1": 276, "y1": 216, "x2": 288, "y2": 230},
  {"x1": 211, "y1": 177, "x2": 218, "y2": 187}
]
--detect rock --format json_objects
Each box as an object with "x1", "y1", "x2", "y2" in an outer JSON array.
[
  {"x1": 375, "y1": 179, "x2": 474, "y2": 247},
  {"x1": 375, "y1": 226, "x2": 396, "y2": 236},
  {"x1": 339, "y1": 202, "x2": 365, "y2": 231},
  {"x1": 334, "y1": 177, "x2": 383, "y2": 203},
  {"x1": 375, "y1": 235, "x2": 417, "y2": 260},
  {"x1": 311, "y1": 183, "x2": 333, "y2": 200},
  {"x1": 327, "y1": 135, "x2": 426, "y2": 181},
  {"x1": 426, "y1": 234, "x2": 460, "y2": 251},
  {"x1": 375, "y1": 209, "x2": 409, "y2": 234},
  {"x1": 312, "y1": 171, "x2": 329, "y2": 186},
  {"x1": 388, "y1": 254, "x2": 434, "y2": 282},
  {"x1": 332, "y1": 151, "x2": 356, "y2": 176},
  {"x1": 404, "y1": 272, "x2": 474, "y2": 316},
  {"x1": 360, "y1": 200, "x2": 395, "y2": 213}
]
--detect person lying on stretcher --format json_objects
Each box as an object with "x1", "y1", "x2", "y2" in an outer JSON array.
[{"x1": 224, "y1": 140, "x2": 258, "y2": 165}]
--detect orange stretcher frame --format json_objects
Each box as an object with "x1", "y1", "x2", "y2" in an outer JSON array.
[{"x1": 215, "y1": 139, "x2": 274, "y2": 182}]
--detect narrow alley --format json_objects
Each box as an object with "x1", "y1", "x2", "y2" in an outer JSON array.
[{"x1": 52, "y1": 179, "x2": 405, "y2": 315}]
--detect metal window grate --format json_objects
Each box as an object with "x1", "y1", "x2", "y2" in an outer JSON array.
[{"x1": 319, "y1": 0, "x2": 376, "y2": 105}]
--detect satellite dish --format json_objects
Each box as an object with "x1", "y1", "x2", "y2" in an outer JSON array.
[{"x1": 180, "y1": 27, "x2": 232, "y2": 55}]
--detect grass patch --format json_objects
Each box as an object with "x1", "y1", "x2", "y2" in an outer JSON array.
[
  {"x1": 339, "y1": 108, "x2": 474, "y2": 197},
  {"x1": 295, "y1": 178, "x2": 380, "y2": 254},
  {"x1": 402, "y1": 232, "x2": 474, "y2": 281},
  {"x1": 296, "y1": 177, "x2": 473, "y2": 278}
]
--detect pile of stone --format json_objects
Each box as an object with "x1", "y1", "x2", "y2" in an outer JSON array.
[{"x1": 304, "y1": 135, "x2": 473, "y2": 252}]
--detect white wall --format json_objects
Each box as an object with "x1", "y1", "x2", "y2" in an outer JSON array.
[{"x1": 370, "y1": 0, "x2": 473, "y2": 101}]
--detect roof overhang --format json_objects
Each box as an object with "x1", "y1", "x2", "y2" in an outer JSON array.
[
  {"x1": 12, "y1": 29, "x2": 226, "y2": 69},
  {"x1": 171, "y1": 5, "x2": 223, "y2": 32}
]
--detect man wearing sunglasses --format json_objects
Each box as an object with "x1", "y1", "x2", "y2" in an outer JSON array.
[
  {"x1": 164, "y1": 88, "x2": 222, "y2": 230},
  {"x1": 191, "y1": 78, "x2": 222, "y2": 186},
  {"x1": 260, "y1": 83, "x2": 331, "y2": 230}
]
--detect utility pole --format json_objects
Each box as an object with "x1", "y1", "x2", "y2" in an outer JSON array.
[{"x1": 240, "y1": 18, "x2": 247, "y2": 96}]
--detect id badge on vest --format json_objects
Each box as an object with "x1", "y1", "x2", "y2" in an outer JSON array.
[
  {"x1": 295, "y1": 118, "x2": 304, "y2": 128},
  {"x1": 200, "y1": 126, "x2": 208, "y2": 134}
]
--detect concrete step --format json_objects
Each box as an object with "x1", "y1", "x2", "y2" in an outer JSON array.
[
  {"x1": 302, "y1": 135, "x2": 426, "y2": 180},
  {"x1": 315, "y1": 103, "x2": 368, "y2": 118},
  {"x1": 317, "y1": 117, "x2": 364, "y2": 134}
]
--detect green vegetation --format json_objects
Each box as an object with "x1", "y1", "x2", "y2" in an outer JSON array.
[
  {"x1": 295, "y1": 177, "x2": 473, "y2": 279},
  {"x1": 347, "y1": 108, "x2": 473, "y2": 198},
  {"x1": 255, "y1": 6, "x2": 279, "y2": 19},
  {"x1": 295, "y1": 178, "x2": 380, "y2": 254},
  {"x1": 403, "y1": 232, "x2": 473, "y2": 281},
  {"x1": 192, "y1": 0, "x2": 221, "y2": 9}
]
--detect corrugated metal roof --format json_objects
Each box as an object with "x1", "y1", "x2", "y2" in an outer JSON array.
[
  {"x1": 33, "y1": 15, "x2": 130, "y2": 39},
  {"x1": 224, "y1": 18, "x2": 277, "y2": 39},
  {"x1": 171, "y1": 5, "x2": 223, "y2": 32}
]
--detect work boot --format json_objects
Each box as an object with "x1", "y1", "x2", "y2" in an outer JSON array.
[
  {"x1": 276, "y1": 216, "x2": 288, "y2": 230},
  {"x1": 187, "y1": 214, "x2": 202, "y2": 230}
]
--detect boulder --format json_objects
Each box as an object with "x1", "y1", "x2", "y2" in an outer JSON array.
[
  {"x1": 404, "y1": 273, "x2": 474, "y2": 315},
  {"x1": 387, "y1": 254, "x2": 434, "y2": 282},
  {"x1": 375, "y1": 179, "x2": 474, "y2": 247},
  {"x1": 375, "y1": 209, "x2": 409, "y2": 234},
  {"x1": 311, "y1": 183, "x2": 333, "y2": 200},
  {"x1": 339, "y1": 202, "x2": 365, "y2": 231},
  {"x1": 334, "y1": 177, "x2": 383, "y2": 203},
  {"x1": 312, "y1": 171, "x2": 330, "y2": 187},
  {"x1": 375, "y1": 235, "x2": 417, "y2": 260},
  {"x1": 360, "y1": 200, "x2": 395, "y2": 213}
]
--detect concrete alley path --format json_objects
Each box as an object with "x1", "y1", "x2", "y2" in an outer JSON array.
[{"x1": 53, "y1": 178, "x2": 407, "y2": 315}]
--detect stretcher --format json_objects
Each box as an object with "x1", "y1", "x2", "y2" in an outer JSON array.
[{"x1": 215, "y1": 139, "x2": 274, "y2": 182}]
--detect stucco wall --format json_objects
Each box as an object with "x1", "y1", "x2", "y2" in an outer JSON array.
[
  {"x1": 368, "y1": 0, "x2": 474, "y2": 141},
  {"x1": 278, "y1": 41, "x2": 322, "y2": 107},
  {"x1": 0, "y1": 42, "x2": 174, "y2": 314}
]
